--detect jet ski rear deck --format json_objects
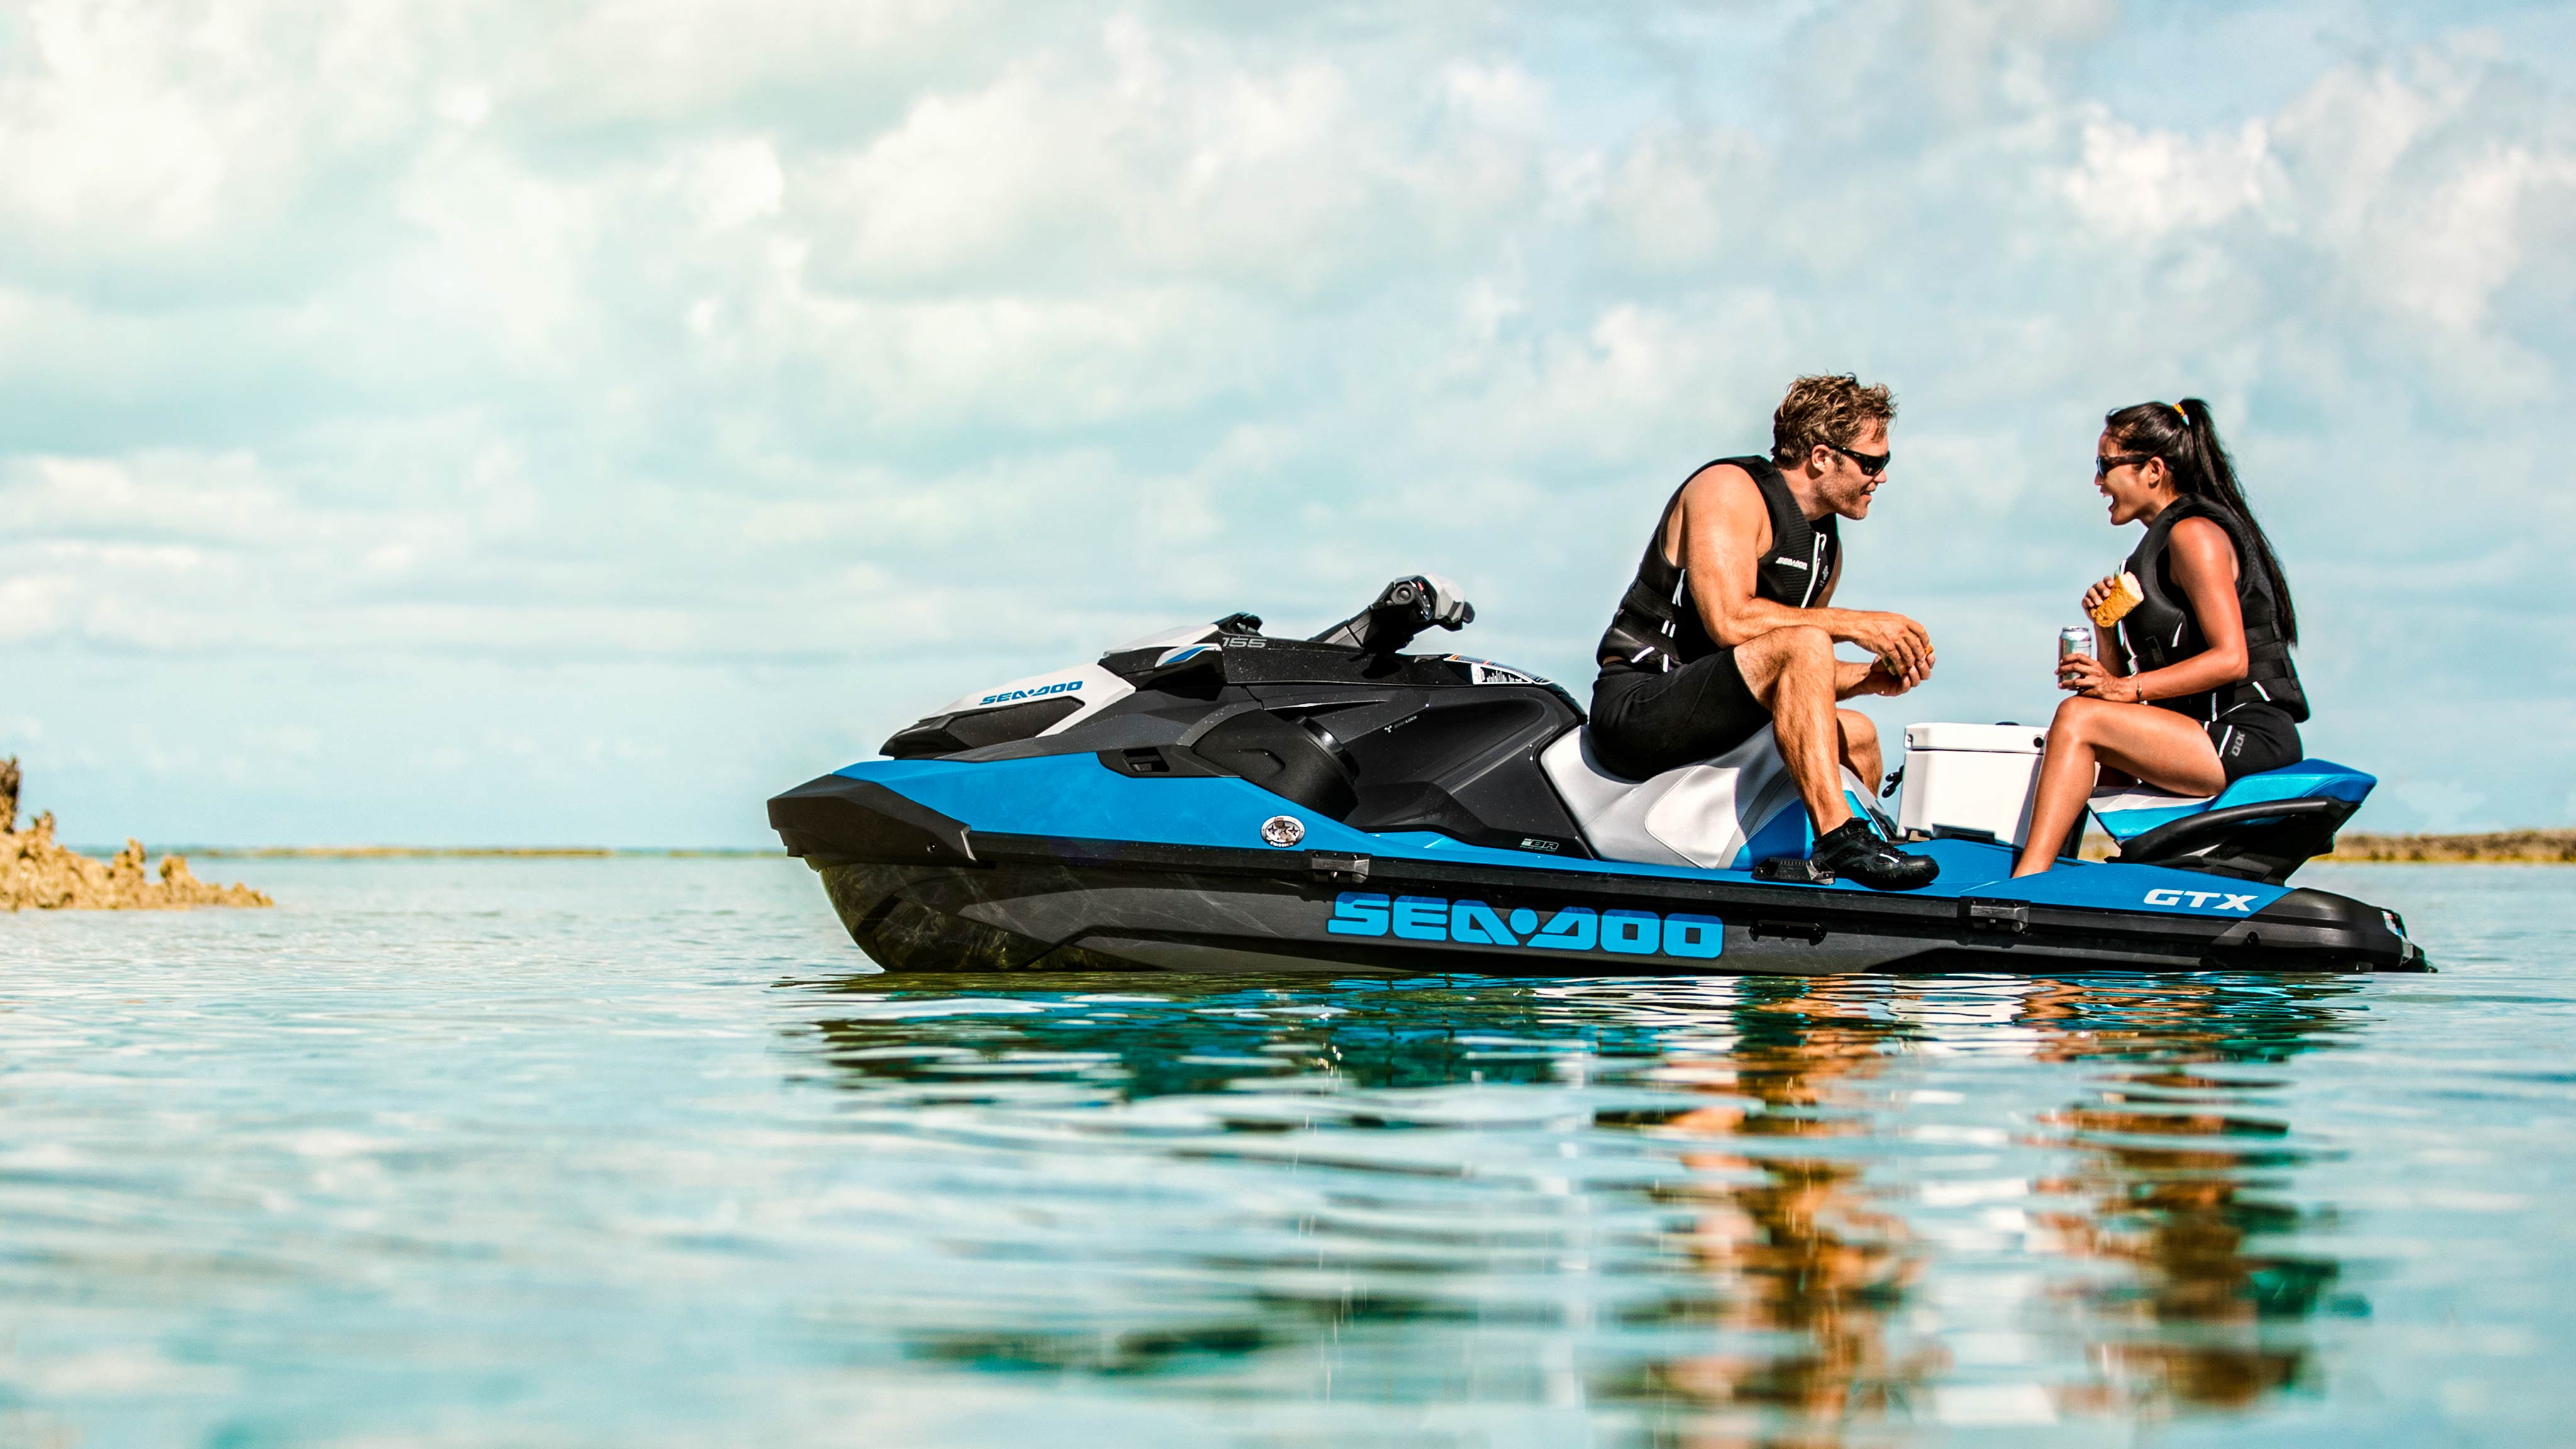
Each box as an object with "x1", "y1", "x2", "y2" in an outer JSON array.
[{"x1": 772, "y1": 578, "x2": 2421, "y2": 977}]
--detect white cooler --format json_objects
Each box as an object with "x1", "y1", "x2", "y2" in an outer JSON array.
[{"x1": 1895, "y1": 723, "x2": 2048, "y2": 847}]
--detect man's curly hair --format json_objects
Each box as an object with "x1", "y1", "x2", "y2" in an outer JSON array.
[{"x1": 1771, "y1": 374, "x2": 1896, "y2": 467}]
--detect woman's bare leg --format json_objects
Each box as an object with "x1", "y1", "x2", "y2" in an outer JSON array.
[{"x1": 2012, "y1": 697, "x2": 2226, "y2": 877}]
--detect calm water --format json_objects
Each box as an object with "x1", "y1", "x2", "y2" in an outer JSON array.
[{"x1": 1, "y1": 859, "x2": 2570, "y2": 1446}]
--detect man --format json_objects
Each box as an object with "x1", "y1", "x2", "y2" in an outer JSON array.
[{"x1": 1591, "y1": 374, "x2": 1940, "y2": 889}]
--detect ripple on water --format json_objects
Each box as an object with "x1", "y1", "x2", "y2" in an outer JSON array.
[
  {"x1": 0, "y1": 857, "x2": 2569, "y2": 1444},
  {"x1": 774, "y1": 966, "x2": 2364, "y2": 1433}
]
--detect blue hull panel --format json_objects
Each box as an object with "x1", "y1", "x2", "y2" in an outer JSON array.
[{"x1": 834, "y1": 755, "x2": 2296, "y2": 928}]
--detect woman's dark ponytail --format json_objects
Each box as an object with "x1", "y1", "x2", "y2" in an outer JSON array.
[{"x1": 2105, "y1": 397, "x2": 2298, "y2": 644}]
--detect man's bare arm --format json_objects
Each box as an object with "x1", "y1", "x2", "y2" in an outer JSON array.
[
  {"x1": 1813, "y1": 552, "x2": 1931, "y2": 694},
  {"x1": 1675, "y1": 465, "x2": 1933, "y2": 679}
]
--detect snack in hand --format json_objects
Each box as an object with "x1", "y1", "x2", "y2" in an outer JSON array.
[{"x1": 2088, "y1": 570, "x2": 2145, "y2": 628}]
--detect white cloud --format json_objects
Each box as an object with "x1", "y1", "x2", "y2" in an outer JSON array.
[
  {"x1": 2063, "y1": 116, "x2": 2277, "y2": 237},
  {"x1": 1597, "y1": 125, "x2": 1768, "y2": 272},
  {"x1": 0, "y1": 1, "x2": 2571, "y2": 840},
  {"x1": 674, "y1": 138, "x2": 785, "y2": 232},
  {"x1": 2375, "y1": 145, "x2": 2567, "y2": 333}
]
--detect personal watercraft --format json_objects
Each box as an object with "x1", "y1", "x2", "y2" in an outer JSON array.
[{"x1": 770, "y1": 577, "x2": 2422, "y2": 976}]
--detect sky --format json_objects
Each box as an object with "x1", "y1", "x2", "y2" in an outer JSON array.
[{"x1": 2, "y1": 0, "x2": 2572, "y2": 847}]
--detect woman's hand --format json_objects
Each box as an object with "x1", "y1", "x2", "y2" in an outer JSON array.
[
  {"x1": 2057, "y1": 653, "x2": 2141, "y2": 702},
  {"x1": 2079, "y1": 574, "x2": 2121, "y2": 619}
]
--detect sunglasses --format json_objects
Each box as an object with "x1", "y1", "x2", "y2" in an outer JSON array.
[
  {"x1": 2094, "y1": 452, "x2": 2155, "y2": 479},
  {"x1": 1829, "y1": 443, "x2": 1890, "y2": 477}
]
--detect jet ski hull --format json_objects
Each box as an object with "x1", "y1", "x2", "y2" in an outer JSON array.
[
  {"x1": 773, "y1": 587, "x2": 2422, "y2": 977},
  {"x1": 777, "y1": 765, "x2": 2422, "y2": 977}
]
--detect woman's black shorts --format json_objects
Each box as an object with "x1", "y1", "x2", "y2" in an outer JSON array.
[
  {"x1": 1589, "y1": 654, "x2": 1773, "y2": 780},
  {"x1": 2208, "y1": 702, "x2": 2301, "y2": 782}
]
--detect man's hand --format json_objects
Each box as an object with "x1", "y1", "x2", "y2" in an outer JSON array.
[
  {"x1": 1840, "y1": 652, "x2": 1926, "y2": 699},
  {"x1": 1864, "y1": 660, "x2": 1926, "y2": 697},
  {"x1": 1842, "y1": 611, "x2": 1934, "y2": 682}
]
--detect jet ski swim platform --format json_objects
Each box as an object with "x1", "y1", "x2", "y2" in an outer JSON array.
[{"x1": 772, "y1": 578, "x2": 2422, "y2": 977}]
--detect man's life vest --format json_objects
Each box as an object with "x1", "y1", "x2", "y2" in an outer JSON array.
[
  {"x1": 1597, "y1": 455, "x2": 1840, "y2": 674},
  {"x1": 2116, "y1": 494, "x2": 2309, "y2": 723}
]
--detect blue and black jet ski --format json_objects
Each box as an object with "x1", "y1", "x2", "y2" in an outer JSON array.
[{"x1": 770, "y1": 577, "x2": 2422, "y2": 975}]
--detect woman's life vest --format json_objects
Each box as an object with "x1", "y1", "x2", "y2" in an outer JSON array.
[
  {"x1": 1597, "y1": 456, "x2": 1840, "y2": 673},
  {"x1": 2114, "y1": 494, "x2": 2308, "y2": 723}
]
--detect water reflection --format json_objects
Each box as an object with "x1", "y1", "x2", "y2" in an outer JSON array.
[
  {"x1": 794, "y1": 974, "x2": 1670, "y2": 1102},
  {"x1": 2019, "y1": 981, "x2": 2362, "y2": 1419},
  {"x1": 782, "y1": 970, "x2": 2367, "y2": 1440},
  {"x1": 1620, "y1": 980, "x2": 1939, "y2": 1445}
]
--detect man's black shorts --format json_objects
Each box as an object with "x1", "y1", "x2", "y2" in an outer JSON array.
[{"x1": 1589, "y1": 653, "x2": 1772, "y2": 780}]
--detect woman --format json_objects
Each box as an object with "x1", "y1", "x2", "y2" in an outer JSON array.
[{"x1": 2012, "y1": 399, "x2": 2307, "y2": 877}]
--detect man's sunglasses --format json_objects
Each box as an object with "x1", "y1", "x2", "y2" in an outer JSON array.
[
  {"x1": 2094, "y1": 452, "x2": 2155, "y2": 478},
  {"x1": 1829, "y1": 443, "x2": 1890, "y2": 477}
]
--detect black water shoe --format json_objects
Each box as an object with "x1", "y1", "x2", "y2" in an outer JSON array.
[{"x1": 1810, "y1": 818, "x2": 1940, "y2": 891}]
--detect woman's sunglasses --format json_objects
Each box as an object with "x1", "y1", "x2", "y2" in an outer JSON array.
[{"x1": 2094, "y1": 452, "x2": 2155, "y2": 479}]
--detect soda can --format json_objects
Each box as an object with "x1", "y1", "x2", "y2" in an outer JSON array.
[{"x1": 2058, "y1": 624, "x2": 2096, "y2": 661}]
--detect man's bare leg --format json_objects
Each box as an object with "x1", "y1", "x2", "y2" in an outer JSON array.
[
  {"x1": 1836, "y1": 709, "x2": 1882, "y2": 794},
  {"x1": 1731, "y1": 625, "x2": 1854, "y2": 834}
]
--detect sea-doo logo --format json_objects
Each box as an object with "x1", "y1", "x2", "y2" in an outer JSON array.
[
  {"x1": 1327, "y1": 893, "x2": 1722, "y2": 959},
  {"x1": 2142, "y1": 888, "x2": 2258, "y2": 912},
  {"x1": 979, "y1": 680, "x2": 1084, "y2": 706}
]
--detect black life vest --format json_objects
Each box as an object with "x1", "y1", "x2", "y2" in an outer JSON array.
[
  {"x1": 2115, "y1": 494, "x2": 2308, "y2": 723},
  {"x1": 1597, "y1": 455, "x2": 1840, "y2": 673}
]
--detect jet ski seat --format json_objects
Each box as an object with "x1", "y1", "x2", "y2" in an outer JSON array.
[
  {"x1": 1539, "y1": 725, "x2": 1877, "y2": 871},
  {"x1": 2087, "y1": 760, "x2": 2376, "y2": 882}
]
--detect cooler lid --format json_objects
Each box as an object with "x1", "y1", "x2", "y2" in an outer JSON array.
[{"x1": 1904, "y1": 722, "x2": 2048, "y2": 753}]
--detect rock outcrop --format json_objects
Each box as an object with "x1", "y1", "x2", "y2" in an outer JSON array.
[{"x1": 1, "y1": 758, "x2": 273, "y2": 911}]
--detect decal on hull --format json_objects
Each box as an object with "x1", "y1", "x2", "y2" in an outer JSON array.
[
  {"x1": 2141, "y1": 887, "x2": 2258, "y2": 911},
  {"x1": 1326, "y1": 892, "x2": 1722, "y2": 960},
  {"x1": 979, "y1": 680, "x2": 1084, "y2": 706}
]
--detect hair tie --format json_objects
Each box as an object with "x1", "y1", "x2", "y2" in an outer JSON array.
[{"x1": 2169, "y1": 402, "x2": 2189, "y2": 422}]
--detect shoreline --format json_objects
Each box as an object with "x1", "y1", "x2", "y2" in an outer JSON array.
[
  {"x1": 65, "y1": 846, "x2": 789, "y2": 860},
  {"x1": 64, "y1": 837, "x2": 2576, "y2": 865},
  {"x1": 2073, "y1": 828, "x2": 2573, "y2": 865},
  {"x1": 2319, "y1": 830, "x2": 2576, "y2": 864}
]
